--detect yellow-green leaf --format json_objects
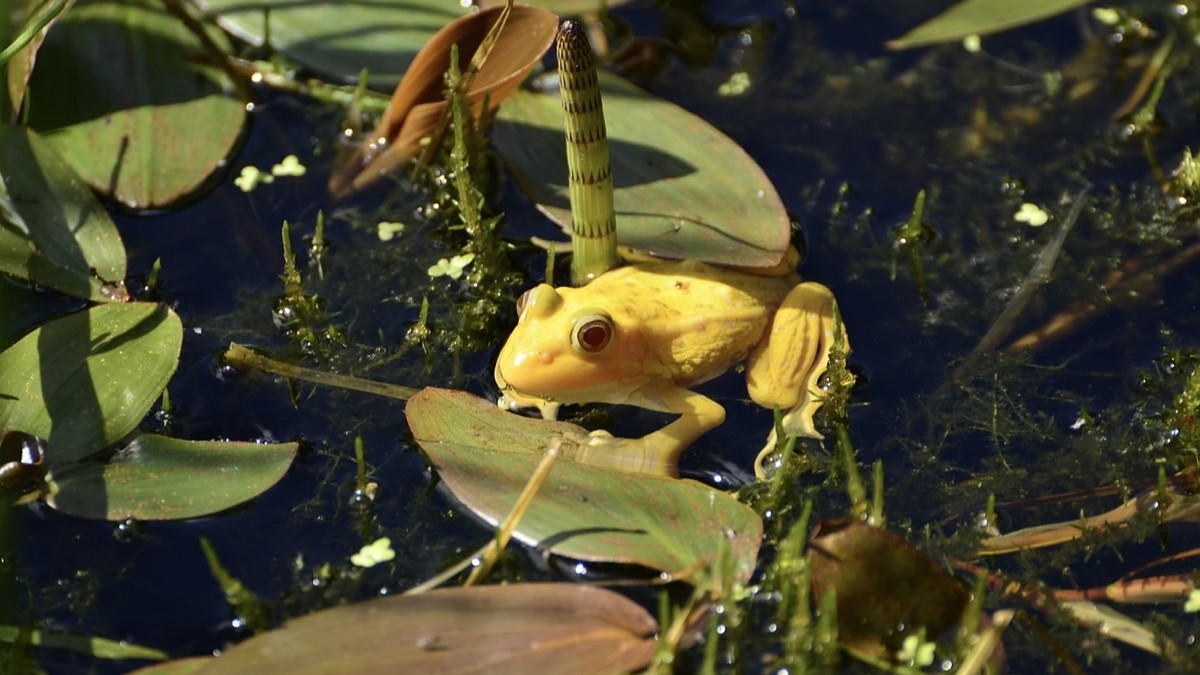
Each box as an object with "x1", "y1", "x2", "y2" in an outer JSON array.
[
  {"x1": 26, "y1": 0, "x2": 247, "y2": 208},
  {"x1": 0, "y1": 303, "x2": 181, "y2": 464},
  {"x1": 494, "y1": 71, "x2": 791, "y2": 267},
  {"x1": 0, "y1": 124, "x2": 126, "y2": 301},
  {"x1": 47, "y1": 434, "x2": 298, "y2": 521},
  {"x1": 194, "y1": 0, "x2": 468, "y2": 87},
  {"x1": 888, "y1": 0, "x2": 1092, "y2": 50}
]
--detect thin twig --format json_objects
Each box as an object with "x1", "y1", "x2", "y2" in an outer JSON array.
[
  {"x1": 974, "y1": 186, "x2": 1090, "y2": 354},
  {"x1": 463, "y1": 437, "x2": 560, "y2": 586}
]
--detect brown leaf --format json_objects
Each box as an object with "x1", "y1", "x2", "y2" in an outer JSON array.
[
  {"x1": 808, "y1": 519, "x2": 968, "y2": 660},
  {"x1": 193, "y1": 583, "x2": 656, "y2": 675},
  {"x1": 329, "y1": 5, "x2": 558, "y2": 198}
]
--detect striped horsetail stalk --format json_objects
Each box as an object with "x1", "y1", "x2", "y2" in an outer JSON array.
[{"x1": 557, "y1": 20, "x2": 619, "y2": 285}]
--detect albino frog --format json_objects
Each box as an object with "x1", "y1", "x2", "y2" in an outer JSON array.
[{"x1": 494, "y1": 248, "x2": 849, "y2": 478}]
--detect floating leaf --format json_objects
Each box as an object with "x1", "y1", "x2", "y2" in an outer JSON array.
[
  {"x1": 493, "y1": 71, "x2": 791, "y2": 267},
  {"x1": 887, "y1": 0, "x2": 1092, "y2": 50},
  {"x1": 46, "y1": 434, "x2": 297, "y2": 520},
  {"x1": 25, "y1": 0, "x2": 247, "y2": 208},
  {"x1": 807, "y1": 519, "x2": 968, "y2": 659},
  {"x1": 406, "y1": 387, "x2": 762, "y2": 586},
  {"x1": 329, "y1": 4, "x2": 558, "y2": 198},
  {"x1": 0, "y1": 302, "x2": 182, "y2": 465},
  {"x1": 0, "y1": 124, "x2": 126, "y2": 301},
  {"x1": 187, "y1": 583, "x2": 654, "y2": 675},
  {"x1": 481, "y1": 0, "x2": 635, "y2": 15},
  {"x1": 194, "y1": 0, "x2": 469, "y2": 87}
]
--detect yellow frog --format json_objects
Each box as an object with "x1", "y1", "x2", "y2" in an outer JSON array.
[{"x1": 493, "y1": 248, "x2": 848, "y2": 478}]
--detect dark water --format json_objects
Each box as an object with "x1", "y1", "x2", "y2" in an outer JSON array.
[{"x1": 7, "y1": 0, "x2": 1200, "y2": 672}]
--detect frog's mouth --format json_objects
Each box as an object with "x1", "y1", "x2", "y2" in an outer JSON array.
[
  {"x1": 495, "y1": 363, "x2": 562, "y2": 421},
  {"x1": 495, "y1": 363, "x2": 552, "y2": 403}
]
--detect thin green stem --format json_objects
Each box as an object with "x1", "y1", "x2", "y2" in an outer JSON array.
[{"x1": 557, "y1": 19, "x2": 618, "y2": 284}]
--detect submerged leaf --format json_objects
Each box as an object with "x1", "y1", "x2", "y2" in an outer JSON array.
[
  {"x1": 980, "y1": 479, "x2": 1200, "y2": 555},
  {"x1": 887, "y1": 0, "x2": 1092, "y2": 50},
  {"x1": 47, "y1": 434, "x2": 298, "y2": 520},
  {"x1": 0, "y1": 624, "x2": 167, "y2": 661},
  {"x1": 191, "y1": 583, "x2": 655, "y2": 674},
  {"x1": 25, "y1": 0, "x2": 247, "y2": 208},
  {"x1": 0, "y1": 124, "x2": 126, "y2": 301},
  {"x1": 494, "y1": 71, "x2": 791, "y2": 267},
  {"x1": 1059, "y1": 601, "x2": 1165, "y2": 657},
  {"x1": 0, "y1": 302, "x2": 181, "y2": 465},
  {"x1": 807, "y1": 519, "x2": 968, "y2": 659},
  {"x1": 406, "y1": 387, "x2": 763, "y2": 586},
  {"x1": 329, "y1": 4, "x2": 558, "y2": 198}
]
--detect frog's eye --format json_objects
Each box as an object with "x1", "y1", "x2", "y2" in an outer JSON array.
[
  {"x1": 571, "y1": 313, "x2": 613, "y2": 354},
  {"x1": 515, "y1": 290, "x2": 531, "y2": 317}
]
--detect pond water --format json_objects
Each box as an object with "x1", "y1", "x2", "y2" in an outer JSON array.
[{"x1": 6, "y1": 0, "x2": 1200, "y2": 672}]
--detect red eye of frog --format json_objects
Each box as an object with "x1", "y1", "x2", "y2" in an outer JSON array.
[
  {"x1": 515, "y1": 290, "x2": 530, "y2": 317},
  {"x1": 571, "y1": 313, "x2": 613, "y2": 354}
]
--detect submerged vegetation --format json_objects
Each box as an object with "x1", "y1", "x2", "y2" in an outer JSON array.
[{"x1": 2, "y1": 0, "x2": 1200, "y2": 672}]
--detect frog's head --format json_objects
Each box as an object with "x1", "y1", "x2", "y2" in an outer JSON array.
[{"x1": 494, "y1": 283, "x2": 647, "y2": 404}]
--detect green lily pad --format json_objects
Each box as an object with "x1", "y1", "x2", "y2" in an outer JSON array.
[
  {"x1": 493, "y1": 71, "x2": 791, "y2": 267},
  {"x1": 887, "y1": 0, "x2": 1092, "y2": 50},
  {"x1": 46, "y1": 433, "x2": 298, "y2": 520},
  {"x1": 406, "y1": 387, "x2": 763, "y2": 586},
  {"x1": 0, "y1": 124, "x2": 126, "y2": 301},
  {"x1": 186, "y1": 583, "x2": 655, "y2": 675},
  {"x1": 194, "y1": 0, "x2": 469, "y2": 87},
  {"x1": 0, "y1": 302, "x2": 182, "y2": 465},
  {"x1": 807, "y1": 519, "x2": 968, "y2": 659},
  {"x1": 24, "y1": 0, "x2": 247, "y2": 208}
]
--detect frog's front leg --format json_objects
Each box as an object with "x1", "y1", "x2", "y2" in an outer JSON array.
[
  {"x1": 572, "y1": 386, "x2": 726, "y2": 478},
  {"x1": 745, "y1": 281, "x2": 850, "y2": 478}
]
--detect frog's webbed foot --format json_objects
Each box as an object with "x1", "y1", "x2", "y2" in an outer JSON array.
[
  {"x1": 567, "y1": 431, "x2": 678, "y2": 477},
  {"x1": 746, "y1": 282, "x2": 851, "y2": 479}
]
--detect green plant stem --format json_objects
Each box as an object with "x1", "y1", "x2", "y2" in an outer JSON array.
[
  {"x1": 0, "y1": 0, "x2": 70, "y2": 67},
  {"x1": 223, "y1": 343, "x2": 417, "y2": 400},
  {"x1": 558, "y1": 19, "x2": 618, "y2": 284}
]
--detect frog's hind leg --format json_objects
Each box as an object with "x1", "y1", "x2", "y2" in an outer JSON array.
[
  {"x1": 576, "y1": 386, "x2": 726, "y2": 478},
  {"x1": 745, "y1": 282, "x2": 850, "y2": 478}
]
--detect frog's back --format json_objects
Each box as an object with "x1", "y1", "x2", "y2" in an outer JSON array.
[{"x1": 579, "y1": 260, "x2": 796, "y2": 385}]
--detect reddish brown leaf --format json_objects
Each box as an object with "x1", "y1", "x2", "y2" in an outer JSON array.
[
  {"x1": 329, "y1": 5, "x2": 558, "y2": 198},
  {"x1": 193, "y1": 583, "x2": 656, "y2": 674},
  {"x1": 808, "y1": 519, "x2": 968, "y2": 660}
]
